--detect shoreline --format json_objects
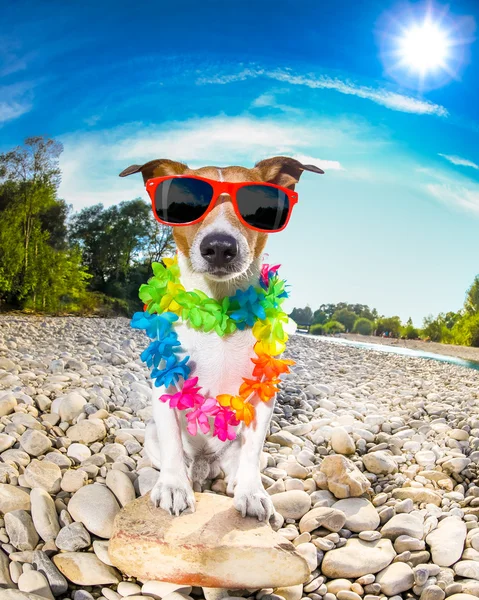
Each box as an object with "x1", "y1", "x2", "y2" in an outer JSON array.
[{"x1": 340, "y1": 332, "x2": 479, "y2": 363}]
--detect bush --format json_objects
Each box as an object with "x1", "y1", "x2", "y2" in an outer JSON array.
[
  {"x1": 353, "y1": 318, "x2": 374, "y2": 336},
  {"x1": 402, "y1": 324, "x2": 419, "y2": 339},
  {"x1": 324, "y1": 320, "x2": 346, "y2": 334},
  {"x1": 310, "y1": 323, "x2": 326, "y2": 335},
  {"x1": 332, "y1": 308, "x2": 357, "y2": 332}
]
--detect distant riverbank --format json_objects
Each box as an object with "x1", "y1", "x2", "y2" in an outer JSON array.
[{"x1": 341, "y1": 332, "x2": 479, "y2": 363}]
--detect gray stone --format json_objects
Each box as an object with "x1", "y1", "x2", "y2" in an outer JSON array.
[
  {"x1": 19, "y1": 430, "x2": 52, "y2": 457},
  {"x1": 32, "y1": 551, "x2": 68, "y2": 596},
  {"x1": 5, "y1": 510, "x2": 39, "y2": 551},
  {"x1": 68, "y1": 483, "x2": 121, "y2": 538},
  {"x1": 56, "y1": 522, "x2": 91, "y2": 551}
]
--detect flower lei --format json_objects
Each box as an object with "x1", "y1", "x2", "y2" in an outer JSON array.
[{"x1": 131, "y1": 256, "x2": 294, "y2": 442}]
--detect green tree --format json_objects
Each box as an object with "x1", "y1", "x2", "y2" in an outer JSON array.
[
  {"x1": 376, "y1": 316, "x2": 402, "y2": 338},
  {"x1": 70, "y1": 199, "x2": 174, "y2": 311},
  {"x1": 332, "y1": 308, "x2": 357, "y2": 332},
  {"x1": 353, "y1": 318, "x2": 374, "y2": 335},
  {"x1": 324, "y1": 320, "x2": 346, "y2": 334},
  {"x1": 289, "y1": 306, "x2": 313, "y2": 325},
  {"x1": 465, "y1": 275, "x2": 479, "y2": 315}
]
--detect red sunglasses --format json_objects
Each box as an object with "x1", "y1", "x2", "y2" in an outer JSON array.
[{"x1": 145, "y1": 175, "x2": 298, "y2": 233}]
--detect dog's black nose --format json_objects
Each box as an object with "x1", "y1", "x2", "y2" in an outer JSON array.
[{"x1": 200, "y1": 233, "x2": 238, "y2": 268}]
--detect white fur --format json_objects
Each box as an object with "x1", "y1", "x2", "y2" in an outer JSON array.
[{"x1": 144, "y1": 248, "x2": 275, "y2": 521}]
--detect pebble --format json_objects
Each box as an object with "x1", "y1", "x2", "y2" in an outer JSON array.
[
  {"x1": 30, "y1": 488, "x2": 60, "y2": 542},
  {"x1": 333, "y1": 498, "x2": 380, "y2": 532},
  {"x1": 68, "y1": 483, "x2": 121, "y2": 538}
]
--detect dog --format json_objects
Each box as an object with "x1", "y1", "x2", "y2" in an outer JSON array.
[{"x1": 120, "y1": 156, "x2": 323, "y2": 520}]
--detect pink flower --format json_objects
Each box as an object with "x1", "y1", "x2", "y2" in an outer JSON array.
[
  {"x1": 213, "y1": 407, "x2": 240, "y2": 442},
  {"x1": 185, "y1": 397, "x2": 219, "y2": 436},
  {"x1": 260, "y1": 263, "x2": 281, "y2": 289},
  {"x1": 160, "y1": 377, "x2": 203, "y2": 410}
]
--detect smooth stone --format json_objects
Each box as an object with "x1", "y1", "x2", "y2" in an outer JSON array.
[
  {"x1": 268, "y1": 431, "x2": 304, "y2": 447},
  {"x1": 30, "y1": 488, "x2": 60, "y2": 542},
  {"x1": 295, "y1": 542, "x2": 318, "y2": 572},
  {"x1": 19, "y1": 430, "x2": 52, "y2": 457},
  {"x1": 32, "y1": 551, "x2": 69, "y2": 596},
  {"x1": 447, "y1": 596, "x2": 479, "y2": 600},
  {"x1": 0, "y1": 433, "x2": 16, "y2": 452},
  {"x1": 332, "y1": 498, "x2": 380, "y2": 532},
  {"x1": 426, "y1": 516, "x2": 466, "y2": 567},
  {"x1": 0, "y1": 547, "x2": 15, "y2": 588},
  {"x1": 330, "y1": 428, "x2": 355, "y2": 455},
  {"x1": 315, "y1": 455, "x2": 370, "y2": 499},
  {"x1": 381, "y1": 514, "x2": 424, "y2": 540},
  {"x1": 0, "y1": 394, "x2": 17, "y2": 416},
  {"x1": 392, "y1": 488, "x2": 441, "y2": 506},
  {"x1": 454, "y1": 561, "x2": 479, "y2": 580},
  {"x1": 299, "y1": 507, "x2": 346, "y2": 533},
  {"x1": 66, "y1": 419, "x2": 106, "y2": 444},
  {"x1": 327, "y1": 580, "x2": 353, "y2": 594},
  {"x1": 68, "y1": 483, "x2": 121, "y2": 538},
  {"x1": 93, "y1": 539, "x2": 115, "y2": 566},
  {"x1": 24, "y1": 459, "x2": 61, "y2": 494},
  {"x1": 1, "y1": 591, "x2": 50, "y2": 600},
  {"x1": 0, "y1": 484, "x2": 31, "y2": 513},
  {"x1": 117, "y1": 581, "x2": 142, "y2": 596},
  {"x1": 271, "y1": 491, "x2": 312, "y2": 520},
  {"x1": 4, "y1": 510, "x2": 39, "y2": 551},
  {"x1": 58, "y1": 392, "x2": 87, "y2": 422},
  {"x1": 56, "y1": 522, "x2": 91, "y2": 551},
  {"x1": 53, "y1": 552, "x2": 121, "y2": 585},
  {"x1": 106, "y1": 470, "x2": 136, "y2": 507},
  {"x1": 61, "y1": 469, "x2": 88, "y2": 492},
  {"x1": 17, "y1": 571, "x2": 54, "y2": 600},
  {"x1": 67, "y1": 443, "x2": 91, "y2": 463},
  {"x1": 109, "y1": 493, "x2": 310, "y2": 588},
  {"x1": 321, "y1": 538, "x2": 396, "y2": 578},
  {"x1": 375, "y1": 563, "x2": 414, "y2": 595},
  {"x1": 363, "y1": 452, "x2": 397, "y2": 475}
]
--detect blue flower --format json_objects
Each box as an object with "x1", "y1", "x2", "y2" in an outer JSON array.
[
  {"x1": 229, "y1": 286, "x2": 266, "y2": 328},
  {"x1": 131, "y1": 311, "x2": 178, "y2": 340},
  {"x1": 140, "y1": 332, "x2": 181, "y2": 368},
  {"x1": 151, "y1": 355, "x2": 191, "y2": 388}
]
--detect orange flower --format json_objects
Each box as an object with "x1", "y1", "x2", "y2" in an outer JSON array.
[
  {"x1": 239, "y1": 378, "x2": 280, "y2": 403},
  {"x1": 252, "y1": 349, "x2": 295, "y2": 379},
  {"x1": 217, "y1": 394, "x2": 256, "y2": 426}
]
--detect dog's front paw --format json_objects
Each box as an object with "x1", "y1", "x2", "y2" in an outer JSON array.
[
  {"x1": 234, "y1": 485, "x2": 274, "y2": 522},
  {"x1": 150, "y1": 478, "x2": 195, "y2": 516}
]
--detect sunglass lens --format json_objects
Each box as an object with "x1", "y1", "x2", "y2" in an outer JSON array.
[
  {"x1": 236, "y1": 185, "x2": 290, "y2": 231},
  {"x1": 154, "y1": 178, "x2": 214, "y2": 224}
]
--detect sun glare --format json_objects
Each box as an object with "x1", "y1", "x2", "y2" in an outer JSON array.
[{"x1": 398, "y1": 20, "x2": 450, "y2": 74}]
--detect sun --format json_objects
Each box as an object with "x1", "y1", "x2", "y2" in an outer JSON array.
[{"x1": 397, "y1": 19, "x2": 451, "y2": 75}]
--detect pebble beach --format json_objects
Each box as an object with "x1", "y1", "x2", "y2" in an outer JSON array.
[{"x1": 2, "y1": 315, "x2": 479, "y2": 600}]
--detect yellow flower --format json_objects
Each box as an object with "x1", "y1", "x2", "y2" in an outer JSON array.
[
  {"x1": 217, "y1": 394, "x2": 256, "y2": 426},
  {"x1": 159, "y1": 281, "x2": 185, "y2": 315}
]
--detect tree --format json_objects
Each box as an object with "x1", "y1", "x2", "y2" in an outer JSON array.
[
  {"x1": 289, "y1": 306, "x2": 313, "y2": 325},
  {"x1": 332, "y1": 308, "x2": 357, "y2": 332},
  {"x1": 70, "y1": 199, "x2": 174, "y2": 311},
  {"x1": 465, "y1": 275, "x2": 479, "y2": 315},
  {"x1": 376, "y1": 316, "x2": 402, "y2": 338},
  {"x1": 353, "y1": 318, "x2": 374, "y2": 335}
]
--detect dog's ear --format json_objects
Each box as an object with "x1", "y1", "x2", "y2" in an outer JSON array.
[
  {"x1": 253, "y1": 156, "x2": 324, "y2": 189},
  {"x1": 119, "y1": 159, "x2": 189, "y2": 184}
]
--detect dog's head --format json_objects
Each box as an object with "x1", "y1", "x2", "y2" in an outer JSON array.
[{"x1": 120, "y1": 157, "x2": 323, "y2": 282}]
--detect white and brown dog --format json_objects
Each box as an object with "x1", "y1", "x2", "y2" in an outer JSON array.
[{"x1": 120, "y1": 156, "x2": 323, "y2": 521}]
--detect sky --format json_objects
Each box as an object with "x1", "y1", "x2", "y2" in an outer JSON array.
[{"x1": 1, "y1": 0, "x2": 478, "y2": 325}]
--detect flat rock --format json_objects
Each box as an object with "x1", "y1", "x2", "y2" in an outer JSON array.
[
  {"x1": 66, "y1": 419, "x2": 106, "y2": 444},
  {"x1": 381, "y1": 513, "x2": 424, "y2": 540},
  {"x1": 109, "y1": 492, "x2": 310, "y2": 588},
  {"x1": 271, "y1": 490, "x2": 312, "y2": 520},
  {"x1": 332, "y1": 498, "x2": 380, "y2": 532},
  {"x1": 392, "y1": 487, "x2": 441, "y2": 506},
  {"x1": 53, "y1": 552, "x2": 121, "y2": 585},
  {"x1": 1, "y1": 592, "x2": 50, "y2": 600},
  {"x1": 19, "y1": 429, "x2": 52, "y2": 457},
  {"x1": 5, "y1": 510, "x2": 39, "y2": 551},
  {"x1": 321, "y1": 538, "x2": 396, "y2": 578},
  {"x1": 0, "y1": 484, "x2": 31, "y2": 513},
  {"x1": 426, "y1": 516, "x2": 466, "y2": 567},
  {"x1": 24, "y1": 459, "x2": 61, "y2": 494},
  {"x1": 375, "y1": 562, "x2": 414, "y2": 595},
  {"x1": 68, "y1": 483, "x2": 120, "y2": 538},
  {"x1": 299, "y1": 506, "x2": 346, "y2": 533},
  {"x1": 30, "y1": 488, "x2": 60, "y2": 542}
]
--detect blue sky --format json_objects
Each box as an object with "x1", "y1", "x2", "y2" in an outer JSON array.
[{"x1": 1, "y1": 0, "x2": 478, "y2": 325}]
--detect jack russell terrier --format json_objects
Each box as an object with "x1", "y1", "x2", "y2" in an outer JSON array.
[{"x1": 120, "y1": 156, "x2": 323, "y2": 521}]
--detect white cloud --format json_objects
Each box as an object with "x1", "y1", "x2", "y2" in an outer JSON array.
[
  {"x1": 0, "y1": 82, "x2": 33, "y2": 124},
  {"x1": 292, "y1": 154, "x2": 344, "y2": 171},
  {"x1": 198, "y1": 66, "x2": 448, "y2": 118},
  {"x1": 58, "y1": 116, "x2": 353, "y2": 210},
  {"x1": 427, "y1": 183, "x2": 479, "y2": 216},
  {"x1": 438, "y1": 153, "x2": 479, "y2": 170},
  {"x1": 251, "y1": 92, "x2": 302, "y2": 115}
]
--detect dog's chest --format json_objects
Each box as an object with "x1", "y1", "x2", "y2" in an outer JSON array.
[{"x1": 175, "y1": 323, "x2": 256, "y2": 396}]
